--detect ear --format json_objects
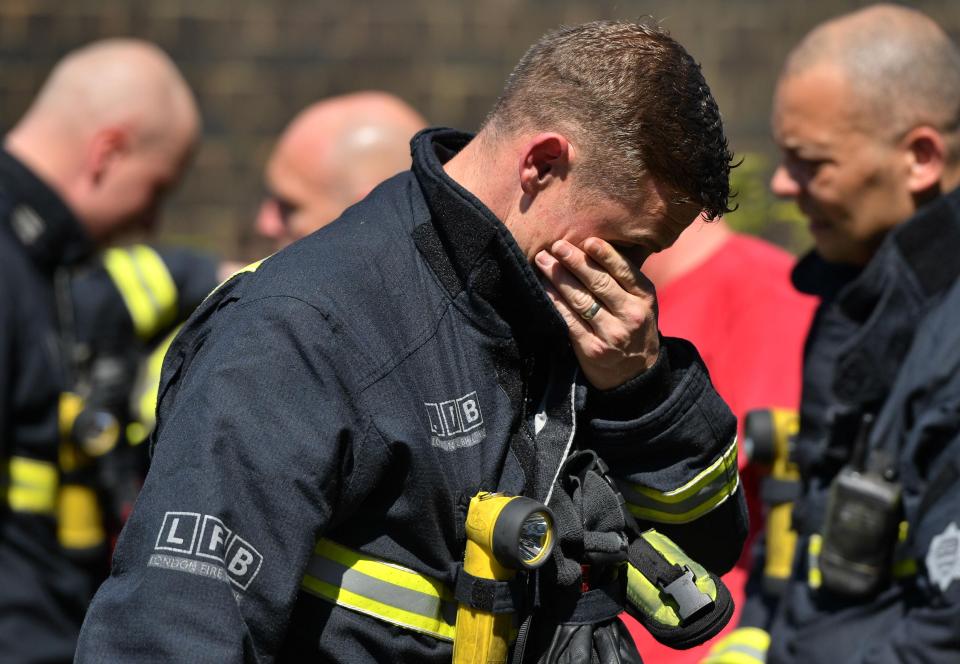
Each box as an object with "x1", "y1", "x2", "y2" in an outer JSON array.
[
  {"x1": 518, "y1": 133, "x2": 571, "y2": 196},
  {"x1": 86, "y1": 126, "x2": 131, "y2": 186},
  {"x1": 902, "y1": 126, "x2": 947, "y2": 194}
]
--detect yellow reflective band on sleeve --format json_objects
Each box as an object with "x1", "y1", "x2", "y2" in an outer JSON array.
[
  {"x1": 619, "y1": 437, "x2": 740, "y2": 524},
  {"x1": 5, "y1": 456, "x2": 58, "y2": 514},
  {"x1": 103, "y1": 245, "x2": 178, "y2": 340},
  {"x1": 807, "y1": 534, "x2": 823, "y2": 589},
  {"x1": 625, "y1": 530, "x2": 717, "y2": 628},
  {"x1": 702, "y1": 627, "x2": 770, "y2": 664},
  {"x1": 301, "y1": 539, "x2": 457, "y2": 642}
]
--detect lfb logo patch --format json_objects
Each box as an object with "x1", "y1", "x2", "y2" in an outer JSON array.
[
  {"x1": 425, "y1": 391, "x2": 486, "y2": 451},
  {"x1": 152, "y1": 512, "x2": 263, "y2": 590}
]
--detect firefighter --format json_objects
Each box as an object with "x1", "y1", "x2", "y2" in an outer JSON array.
[
  {"x1": 0, "y1": 39, "x2": 199, "y2": 662},
  {"x1": 78, "y1": 21, "x2": 747, "y2": 662},
  {"x1": 708, "y1": 5, "x2": 960, "y2": 663}
]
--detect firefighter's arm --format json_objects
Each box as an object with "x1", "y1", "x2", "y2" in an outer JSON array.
[
  {"x1": 75, "y1": 295, "x2": 378, "y2": 661},
  {"x1": 579, "y1": 335, "x2": 747, "y2": 575}
]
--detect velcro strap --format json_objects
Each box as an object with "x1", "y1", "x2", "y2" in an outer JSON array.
[
  {"x1": 453, "y1": 568, "x2": 522, "y2": 614},
  {"x1": 558, "y1": 576, "x2": 625, "y2": 625}
]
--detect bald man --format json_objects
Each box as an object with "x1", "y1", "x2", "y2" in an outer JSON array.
[
  {"x1": 0, "y1": 39, "x2": 200, "y2": 663},
  {"x1": 706, "y1": 5, "x2": 960, "y2": 664},
  {"x1": 256, "y1": 91, "x2": 427, "y2": 249}
]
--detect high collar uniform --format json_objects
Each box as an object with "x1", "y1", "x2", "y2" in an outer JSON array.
[
  {"x1": 763, "y1": 186, "x2": 960, "y2": 664},
  {"x1": 0, "y1": 149, "x2": 97, "y2": 664},
  {"x1": 77, "y1": 129, "x2": 746, "y2": 663}
]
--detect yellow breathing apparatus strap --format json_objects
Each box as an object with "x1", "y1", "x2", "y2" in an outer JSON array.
[{"x1": 103, "y1": 245, "x2": 178, "y2": 341}]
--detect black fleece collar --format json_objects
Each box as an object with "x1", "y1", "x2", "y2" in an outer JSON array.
[
  {"x1": 0, "y1": 148, "x2": 93, "y2": 270},
  {"x1": 794, "y1": 185, "x2": 960, "y2": 405},
  {"x1": 793, "y1": 185, "x2": 960, "y2": 314},
  {"x1": 410, "y1": 127, "x2": 569, "y2": 346}
]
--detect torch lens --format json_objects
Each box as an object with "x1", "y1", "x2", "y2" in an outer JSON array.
[{"x1": 518, "y1": 511, "x2": 552, "y2": 565}]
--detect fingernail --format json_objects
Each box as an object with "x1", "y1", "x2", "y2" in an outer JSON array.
[
  {"x1": 535, "y1": 250, "x2": 553, "y2": 266},
  {"x1": 553, "y1": 242, "x2": 572, "y2": 259}
]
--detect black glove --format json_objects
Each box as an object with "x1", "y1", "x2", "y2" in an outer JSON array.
[{"x1": 537, "y1": 619, "x2": 643, "y2": 664}]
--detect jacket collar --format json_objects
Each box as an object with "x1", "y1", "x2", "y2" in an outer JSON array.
[
  {"x1": 410, "y1": 127, "x2": 569, "y2": 346},
  {"x1": 0, "y1": 148, "x2": 94, "y2": 270},
  {"x1": 795, "y1": 185, "x2": 960, "y2": 405},
  {"x1": 793, "y1": 185, "x2": 960, "y2": 310}
]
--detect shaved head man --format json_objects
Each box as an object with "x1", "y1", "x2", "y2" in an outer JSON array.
[
  {"x1": 5, "y1": 38, "x2": 200, "y2": 243},
  {"x1": 710, "y1": 6, "x2": 960, "y2": 664},
  {"x1": 0, "y1": 38, "x2": 200, "y2": 664},
  {"x1": 770, "y1": 3, "x2": 960, "y2": 264},
  {"x1": 256, "y1": 91, "x2": 426, "y2": 249}
]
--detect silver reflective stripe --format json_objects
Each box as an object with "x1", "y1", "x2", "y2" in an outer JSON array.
[
  {"x1": 618, "y1": 469, "x2": 739, "y2": 517},
  {"x1": 304, "y1": 554, "x2": 457, "y2": 624}
]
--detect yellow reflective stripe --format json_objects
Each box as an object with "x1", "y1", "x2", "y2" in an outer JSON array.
[
  {"x1": 703, "y1": 627, "x2": 770, "y2": 664},
  {"x1": 808, "y1": 534, "x2": 822, "y2": 589},
  {"x1": 104, "y1": 246, "x2": 177, "y2": 340},
  {"x1": 314, "y1": 539, "x2": 453, "y2": 600},
  {"x1": 6, "y1": 457, "x2": 58, "y2": 514},
  {"x1": 301, "y1": 539, "x2": 456, "y2": 642},
  {"x1": 621, "y1": 437, "x2": 740, "y2": 524},
  {"x1": 130, "y1": 245, "x2": 177, "y2": 332},
  {"x1": 204, "y1": 256, "x2": 269, "y2": 302},
  {"x1": 130, "y1": 326, "x2": 179, "y2": 443},
  {"x1": 231, "y1": 257, "x2": 266, "y2": 278}
]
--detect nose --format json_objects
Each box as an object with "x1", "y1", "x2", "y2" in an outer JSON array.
[
  {"x1": 770, "y1": 163, "x2": 801, "y2": 199},
  {"x1": 255, "y1": 199, "x2": 284, "y2": 240}
]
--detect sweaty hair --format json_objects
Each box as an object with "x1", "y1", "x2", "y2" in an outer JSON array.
[
  {"x1": 784, "y1": 4, "x2": 960, "y2": 159},
  {"x1": 484, "y1": 20, "x2": 735, "y2": 219}
]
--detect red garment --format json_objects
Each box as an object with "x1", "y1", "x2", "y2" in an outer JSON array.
[{"x1": 626, "y1": 234, "x2": 817, "y2": 663}]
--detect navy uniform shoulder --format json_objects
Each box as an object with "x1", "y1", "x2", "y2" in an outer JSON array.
[{"x1": 227, "y1": 172, "x2": 450, "y2": 365}]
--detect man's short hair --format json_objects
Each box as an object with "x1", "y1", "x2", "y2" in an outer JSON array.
[
  {"x1": 485, "y1": 20, "x2": 735, "y2": 219},
  {"x1": 784, "y1": 5, "x2": 960, "y2": 163}
]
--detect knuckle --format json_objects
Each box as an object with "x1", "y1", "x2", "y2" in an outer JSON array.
[
  {"x1": 583, "y1": 341, "x2": 608, "y2": 361},
  {"x1": 607, "y1": 328, "x2": 631, "y2": 348},
  {"x1": 569, "y1": 290, "x2": 594, "y2": 310},
  {"x1": 589, "y1": 271, "x2": 613, "y2": 293}
]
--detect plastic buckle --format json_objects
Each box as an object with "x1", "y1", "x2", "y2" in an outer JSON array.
[{"x1": 660, "y1": 567, "x2": 713, "y2": 624}]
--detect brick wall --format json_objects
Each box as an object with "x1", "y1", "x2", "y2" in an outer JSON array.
[{"x1": 1, "y1": 0, "x2": 957, "y2": 259}]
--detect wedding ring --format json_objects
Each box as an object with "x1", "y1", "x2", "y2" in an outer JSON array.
[{"x1": 580, "y1": 300, "x2": 602, "y2": 320}]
